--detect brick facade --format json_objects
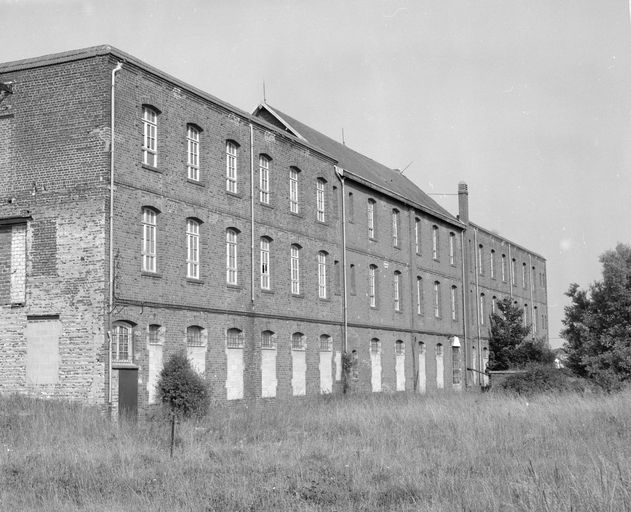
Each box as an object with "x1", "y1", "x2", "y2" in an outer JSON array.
[{"x1": 0, "y1": 46, "x2": 548, "y2": 415}]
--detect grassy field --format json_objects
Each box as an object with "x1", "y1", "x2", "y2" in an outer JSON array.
[{"x1": 1, "y1": 390, "x2": 631, "y2": 512}]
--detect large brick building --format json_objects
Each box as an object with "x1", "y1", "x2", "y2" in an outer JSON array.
[{"x1": 0, "y1": 46, "x2": 548, "y2": 417}]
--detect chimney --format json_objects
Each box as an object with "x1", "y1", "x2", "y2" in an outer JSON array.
[{"x1": 458, "y1": 182, "x2": 469, "y2": 224}]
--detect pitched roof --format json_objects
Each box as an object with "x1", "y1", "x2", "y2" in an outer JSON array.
[{"x1": 253, "y1": 104, "x2": 461, "y2": 226}]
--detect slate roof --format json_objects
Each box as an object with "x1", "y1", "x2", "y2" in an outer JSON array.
[{"x1": 254, "y1": 104, "x2": 461, "y2": 226}]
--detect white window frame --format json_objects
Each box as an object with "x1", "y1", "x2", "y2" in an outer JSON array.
[
  {"x1": 449, "y1": 233, "x2": 455, "y2": 265},
  {"x1": 141, "y1": 208, "x2": 157, "y2": 273},
  {"x1": 432, "y1": 226, "x2": 439, "y2": 260},
  {"x1": 367, "y1": 199, "x2": 375, "y2": 239},
  {"x1": 142, "y1": 106, "x2": 158, "y2": 167},
  {"x1": 318, "y1": 251, "x2": 327, "y2": 299},
  {"x1": 522, "y1": 263, "x2": 527, "y2": 288},
  {"x1": 394, "y1": 271, "x2": 401, "y2": 311},
  {"x1": 490, "y1": 250, "x2": 495, "y2": 279},
  {"x1": 112, "y1": 323, "x2": 132, "y2": 362},
  {"x1": 259, "y1": 155, "x2": 270, "y2": 204},
  {"x1": 316, "y1": 179, "x2": 326, "y2": 222},
  {"x1": 415, "y1": 218, "x2": 420, "y2": 254},
  {"x1": 186, "y1": 125, "x2": 200, "y2": 181},
  {"x1": 478, "y1": 245, "x2": 483, "y2": 275},
  {"x1": 392, "y1": 209, "x2": 399, "y2": 247},
  {"x1": 501, "y1": 255, "x2": 507, "y2": 282},
  {"x1": 291, "y1": 245, "x2": 300, "y2": 295},
  {"x1": 260, "y1": 237, "x2": 270, "y2": 290},
  {"x1": 226, "y1": 229, "x2": 238, "y2": 285},
  {"x1": 480, "y1": 294, "x2": 486, "y2": 325},
  {"x1": 186, "y1": 219, "x2": 200, "y2": 279},
  {"x1": 433, "y1": 281, "x2": 440, "y2": 318},
  {"x1": 451, "y1": 286, "x2": 457, "y2": 321},
  {"x1": 289, "y1": 168, "x2": 299, "y2": 213},
  {"x1": 416, "y1": 276, "x2": 422, "y2": 315},
  {"x1": 226, "y1": 141, "x2": 238, "y2": 193},
  {"x1": 511, "y1": 259, "x2": 516, "y2": 285},
  {"x1": 369, "y1": 265, "x2": 377, "y2": 308}
]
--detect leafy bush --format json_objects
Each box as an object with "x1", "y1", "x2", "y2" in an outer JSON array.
[
  {"x1": 157, "y1": 352, "x2": 209, "y2": 419},
  {"x1": 495, "y1": 365, "x2": 590, "y2": 396}
]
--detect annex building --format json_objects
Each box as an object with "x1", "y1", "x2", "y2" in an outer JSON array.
[{"x1": 0, "y1": 46, "x2": 548, "y2": 418}]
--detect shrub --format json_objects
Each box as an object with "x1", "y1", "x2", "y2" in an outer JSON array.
[
  {"x1": 495, "y1": 365, "x2": 590, "y2": 396},
  {"x1": 157, "y1": 352, "x2": 209, "y2": 419}
]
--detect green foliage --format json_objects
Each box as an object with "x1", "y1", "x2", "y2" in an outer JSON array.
[
  {"x1": 562, "y1": 244, "x2": 631, "y2": 391},
  {"x1": 488, "y1": 297, "x2": 554, "y2": 371},
  {"x1": 495, "y1": 365, "x2": 590, "y2": 396},
  {"x1": 157, "y1": 352, "x2": 209, "y2": 418}
]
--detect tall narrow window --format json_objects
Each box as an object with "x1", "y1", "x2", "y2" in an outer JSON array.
[
  {"x1": 318, "y1": 251, "x2": 327, "y2": 298},
  {"x1": 511, "y1": 258, "x2": 516, "y2": 285},
  {"x1": 533, "y1": 306, "x2": 538, "y2": 333},
  {"x1": 260, "y1": 237, "x2": 270, "y2": 290},
  {"x1": 416, "y1": 276, "x2": 423, "y2": 315},
  {"x1": 141, "y1": 208, "x2": 157, "y2": 272},
  {"x1": 316, "y1": 178, "x2": 326, "y2": 222},
  {"x1": 289, "y1": 167, "x2": 299, "y2": 213},
  {"x1": 415, "y1": 218, "x2": 421, "y2": 254},
  {"x1": 490, "y1": 250, "x2": 495, "y2": 279},
  {"x1": 142, "y1": 106, "x2": 158, "y2": 167},
  {"x1": 394, "y1": 271, "x2": 401, "y2": 311},
  {"x1": 501, "y1": 254, "x2": 507, "y2": 282},
  {"x1": 350, "y1": 264, "x2": 356, "y2": 295},
  {"x1": 522, "y1": 263, "x2": 527, "y2": 288},
  {"x1": 392, "y1": 209, "x2": 399, "y2": 247},
  {"x1": 226, "y1": 141, "x2": 238, "y2": 193},
  {"x1": 334, "y1": 260, "x2": 341, "y2": 295},
  {"x1": 452, "y1": 344, "x2": 462, "y2": 385},
  {"x1": 433, "y1": 281, "x2": 441, "y2": 318},
  {"x1": 367, "y1": 199, "x2": 376, "y2": 239},
  {"x1": 369, "y1": 265, "x2": 377, "y2": 307},
  {"x1": 478, "y1": 245, "x2": 484, "y2": 275},
  {"x1": 186, "y1": 125, "x2": 200, "y2": 181},
  {"x1": 531, "y1": 266, "x2": 536, "y2": 291},
  {"x1": 492, "y1": 296, "x2": 497, "y2": 314},
  {"x1": 259, "y1": 155, "x2": 270, "y2": 204},
  {"x1": 432, "y1": 226, "x2": 439, "y2": 260},
  {"x1": 480, "y1": 293, "x2": 486, "y2": 325},
  {"x1": 226, "y1": 228, "x2": 238, "y2": 285},
  {"x1": 291, "y1": 245, "x2": 300, "y2": 295},
  {"x1": 524, "y1": 304, "x2": 529, "y2": 326},
  {"x1": 450, "y1": 285, "x2": 457, "y2": 321},
  {"x1": 449, "y1": 233, "x2": 456, "y2": 265},
  {"x1": 348, "y1": 192, "x2": 354, "y2": 222},
  {"x1": 186, "y1": 219, "x2": 200, "y2": 279},
  {"x1": 113, "y1": 323, "x2": 132, "y2": 362}
]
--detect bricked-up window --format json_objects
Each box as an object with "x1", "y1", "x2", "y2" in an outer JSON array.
[
  {"x1": 290, "y1": 245, "x2": 301, "y2": 295},
  {"x1": 452, "y1": 343, "x2": 462, "y2": 385},
  {"x1": 367, "y1": 199, "x2": 376, "y2": 239},
  {"x1": 261, "y1": 330, "x2": 275, "y2": 348},
  {"x1": 415, "y1": 218, "x2": 421, "y2": 254},
  {"x1": 292, "y1": 332, "x2": 305, "y2": 350},
  {"x1": 0, "y1": 222, "x2": 27, "y2": 305},
  {"x1": 370, "y1": 338, "x2": 381, "y2": 354},
  {"x1": 112, "y1": 322, "x2": 132, "y2": 362},
  {"x1": 433, "y1": 281, "x2": 441, "y2": 318},
  {"x1": 392, "y1": 209, "x2": 400, "y2": 247},
  {"x1": 226, "y1": 328, "x2": 244, "y2": 348},
  {"x1": 318, "y1": 251, "x2": 327, "y2": 299},
  {"x1": 416, "y1": 276, "x2": 423, "y2": 315},
  {"x1": 501, "y1": 254, "x2": 507, "y2": 282},
  {"x1": 369, "y1": 264, "x2": 377, "y2": 307},
  {"x1": 226, "y1": 141, "x2": 238, "y2": 193},
  {"x1": 259, "y1": 155, "x2": 270, "y2": 204},
  {"x1": 320, "y1": 334, "x2": 332, "y2": 351},
  {"x1": 186, "y1": 219, "x2": 200, "y2": 279},
  {"x1": 316, "y1": 178, "x2": 326, "y2": 222},
  {"x1": 451, "y1": 285, "x2": 458, "y2": 321},
  {"x1": 394, "y1": 271, "x2": 402, "y2": 311},
  {"x1": 187, "y1": 326, "x2": 204, "y2": 347},
  {"x1": 148, "y1": 324, "x2": 161, "y2": 344},
  {"x1": 289, "y1": 167, "x2": 300, "y2": 213},
  {"x1": 142, "y1": 106, "x2": 158, "y2": 167},
  {"x1": 226, "y1": 228, "x2": 239, "y2": 285},
  {"x1": 490, "y1": 250, "x2": 496, "y2": 279},
  {"x1": 186, "y1": 125, "x2": 200, "y2": 181},
  {"x1": 432, "y1": 226, "x2": 439, "y2": 260},
  {"x1": 260, "y1": 237, "x2": 271, "y2": 290},
  {"x1": 141, "y1": 208, "x2": 157, "y2": 272},
  {"x1": 395, "y1": 340, "x2": 405, "y2": 355},
  {"x1": 480, "y1": 293, "x2": 486, "y2": 325}
]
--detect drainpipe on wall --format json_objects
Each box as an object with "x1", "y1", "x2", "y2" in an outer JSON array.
[
  {"x1": 528, "y1": 254, "x2": 535, "y2": 339},
  {"x1": 334, "y1": 166, "x2": 348, "y2": 354},
  {"x1": 249, "y1": 123, "x2": 255, "y2": 305},
  {"x1": 460, "y1": 230, "x2": 468, "y2": 387},
  {"x1": 473, "y1": 227, "x2": 482, "y2": 383},
  {"x1": 108, "y1": 61, "x2": 123, "y2": 408}
]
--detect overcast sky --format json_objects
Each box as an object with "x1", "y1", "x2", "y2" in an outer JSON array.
[{"x1": 2, "y1": 0, "x2": 630, "y2": 347}]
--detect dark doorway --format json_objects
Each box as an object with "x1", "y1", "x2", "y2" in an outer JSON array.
[{"x1": 118, "y1": 368, "x2": 138, "y2": 422}]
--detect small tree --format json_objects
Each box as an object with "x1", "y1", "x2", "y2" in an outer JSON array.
[
  {"x1": 157, "y1": 352, "x2": 209, "y2": 456},
  {"x1": 488, "y1": 297, "x2": 554, "y2": 371}
]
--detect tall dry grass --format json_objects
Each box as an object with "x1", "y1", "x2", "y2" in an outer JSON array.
[{"x1": 1, "y1": 390, "x2": 631, "y2": 511}]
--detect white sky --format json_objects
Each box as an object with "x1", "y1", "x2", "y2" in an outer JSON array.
[{"x1": 2, "y1": 0, "x2": 630, "y2": 347}]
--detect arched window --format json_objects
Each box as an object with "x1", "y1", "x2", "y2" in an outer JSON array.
[
  {"x1": 433, "y1": 281, "x2": 441, "y2": 318},
  {"x1": 450, "y1": 285, "x2": 458, "y2": 321},
  {"x1": 435, "y1": 343, "x2": 443, "y2": 356},
  {"x1": 522, "y1": 262, "x2": 527, "y2": 288},
  {"x1": 141, "y1": 106, "x2": 158, "y2": 167},
  {"x1": 320, "y1": 334, "x2": 332, "y2": 351},
  {"x1": 415, "y1": 217, "x2": 421, "y2": 254},
  {"x1": 260, "y1": 237, "x2": 271, "y2": 290},
  {"x1": 186, "y1": 124, "x2": 200, "y2": 181},
  {"x1": 261, "y1": 330, "x2": 275, "y2": 349},
  {"x1": 226, "y1": 228, "x2": 239, "y2": 285},
  {"x1": 501, "y1": 254, "x2": 507, "y2": 282},
  {"x1": 392, "y1": 209, "x2": 400, "y2": 247},
  {"x1": 395, "y1": 339, "x2": 405, "y2": 356},
  {"x1": 490, "y1": 250, "x2": 496, "y2": 279},
  {"x1": 148, "y1": 324, "x2": 161, "y2": 345},
  {"x1": 226, "y1": 141, "x2": 238, "y2": 193},
  {"x1": 290, "y1": 244, "x2": 301, "y2": 295},
  {"x1": 449, "y1": 232, "x2": 456, "y2": 265},
  {"x1": 112, "y1": 322, "x2": 133, "y2": 362},
  {"x1": 318, "y1": 251, "x2": 327, "y2": 299},
  {"x1": 480, "y1": 293, "x2": 486, "y2": 325},
  {"x1": 367, "y1": 199, "x2": 376, "y2": 239},
  {"x1": 226, "y1": 328, "x2": 243, "y2": 348},
  {"x1": 187, "y1": 326, "x2": 204, "y2": 346},
  {"x1": 259, "y1": 155, "x2": 271, "y2": 203},
  {"x1": 370, "y1": 338, "x2": 381, "y2": 354},
  {"x1": 418, "y1": 341, "x2": 426, "y2": 354},
  {"x1": 432, "y1": 225, "x2": 439, "y2": 260},
  {"x1": 186, "y1": 219, "x2": 200, "y2": 279},
  {"x1": 350, "y1": 263, "x2": 357, "y2": 295},
  {"x1": 141, "y1": 207, "x2": 157, "y2": 272},
  {"x1": 291, "y1": 332, "x2": 305, "y2": 350},
  {"x1": 416, "y1": 276, "x2": 423, "y2": 315},
  {"x1": 394, "y1": 271, "x2": 402, "y2": 311},
  {"x1": 316, "y1": 178, "x2": 326, "y2": 222},
  {"x1": 369, "y1": 264, "x2": 378, "y2": 307},
  {"x1": 289, "y1": 167, "x2": 300, "y2": 213},
  {"x1": 452, "y1": 337, "x2": 462, "y2": 385}
]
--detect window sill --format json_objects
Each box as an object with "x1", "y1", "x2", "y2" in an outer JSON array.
[
  {"x1": 112, "y1": 361, "x2": 138, "y2": 370},
  {"x1": 186, "y1": 278, "x2": 204, "y2": 285},
  {"x1": 319, "y1": 297, "x2": 331, "y2": 302},
  {"x1": 261, "y1": 346, "x2": 277, "y2": 351},
  {"x1": 291, "y1": 293, "x2": 304, "y2": 299},
  {"x1": 141, "y1": 164, "x2": 162, "y2": 174},
  {"x1": 187, "y1": 178, "x2": 205, "y2": 187},
  {"x1": 226, "y1": 190, "x2": 242, "y2": 199},
  {"x1": 226, "y1": 283, "x2": 242, "y2": 290},
  {"x1": 260, "y1": 201, "x2": 274, "y2": 209},
  {"x1": 141, "y1": 271, "x2": 162, "y2": 279},
  {"x1": 393, "y1": 245, "x2": 401, "y2": 250},
  {"x1": 289, "y1": 211, "x2": 303, "y2": 219},
  {"x1": 261, "y1": 288, "x2": 275, "y2": 295},
  {"x1": 316, "y1": 219, "x2": 329, "y2": 226}
]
